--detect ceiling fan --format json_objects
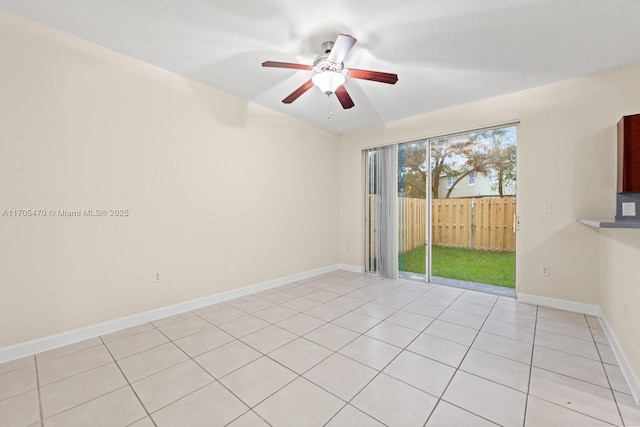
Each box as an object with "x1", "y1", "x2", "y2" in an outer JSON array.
[{"x1": 262, "y1": 34, "x2": 398, "y2": 109}]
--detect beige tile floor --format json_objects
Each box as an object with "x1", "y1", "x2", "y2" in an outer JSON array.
[{"x1": 1, "y1": 270, "x2": 639, "y2": 426}]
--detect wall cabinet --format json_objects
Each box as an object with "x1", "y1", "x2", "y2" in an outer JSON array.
[{"x1": 617, "y1": 113, "x2": 640, "y2": 193}]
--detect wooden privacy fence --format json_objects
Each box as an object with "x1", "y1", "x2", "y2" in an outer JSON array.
[
  {"x1": 398, "y1": 197, "x2": 427, "y2": 253},
  {"x1": 398, "y1": 196, "x2": 516, "y2": 252}
]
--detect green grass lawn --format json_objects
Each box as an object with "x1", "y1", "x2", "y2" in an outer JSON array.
[{"x1": 399, "y1": 245, "x2": 515, "y2": 288}]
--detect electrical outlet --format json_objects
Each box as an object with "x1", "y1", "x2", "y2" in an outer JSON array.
[
  {"x1": 153, "y1": 271, "x2": 162, "y2": 283},
  {"x1": 540, "y1": 266, "x2": 550, "y2": 276},
  {"x1": 544, "y1": 203, "x2": 552, "y2": 214},
  {"x1": 622, "y1": 202, "x2": 636, "y2": 216}
]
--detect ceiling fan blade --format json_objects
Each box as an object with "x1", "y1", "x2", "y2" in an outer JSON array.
[
  {"x1": 347, "y1": 68, "x2": 398, "y2": 84},
  {"x1": 327, "y1": 34, "x2": 357, "y2": 64},
  {"x1": 335, "y1": 85, "x2": 355, "y2": 109},
  {"x1": 282, "y1": 79, "x2": 315, "y2": 104},
  {"x1": 262, "y1": 61, "x2": 313, "y2": 71}
]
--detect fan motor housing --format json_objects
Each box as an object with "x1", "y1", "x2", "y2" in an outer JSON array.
[
  {"x1": 321, "y1": 41, "x2": 334, "y2": 54},
  {"x1": 313, "y1": 41, "x2": 344, "y2": 73},
  {"x1": 313, "y1": 55, "x2": 343, "y2": 72}
]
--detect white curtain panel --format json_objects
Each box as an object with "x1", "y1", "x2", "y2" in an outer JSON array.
[{"x1": 364, "y1": 144, "x2": 398, "y2": 278}]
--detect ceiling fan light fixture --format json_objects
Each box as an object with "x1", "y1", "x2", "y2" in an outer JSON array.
[
  {"x1": 312, "y1": 71, "x2": 345, "y2": 95},
  {"x1": 262, "y1": 34, "x2": 397, "y2": 109}
]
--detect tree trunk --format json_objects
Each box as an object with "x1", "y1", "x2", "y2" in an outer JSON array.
[
  {"x1": 445, "y1": 171, "x2": 471, "y2": 198},
  {"x1": 431, "y1": 165, "x2": 441, "y2": 199}
]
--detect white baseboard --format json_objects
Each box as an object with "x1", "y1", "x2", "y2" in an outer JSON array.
[
  {"x1": 517, "y1": 293, "x2": 599, "y2": 316},
  {"x1": 335, "y1": 263, "x2": 365, "y2": 273},
  {"x1": 597, "y1": 308, "x2": 640, "y2": 405},
  {"x1": 0, "y1": 263, "x2": 356, "y2": 363}
]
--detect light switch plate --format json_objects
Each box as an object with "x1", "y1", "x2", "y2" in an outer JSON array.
[{"x1": 622, "y1": 202, "x2": 636, "y2": 216}]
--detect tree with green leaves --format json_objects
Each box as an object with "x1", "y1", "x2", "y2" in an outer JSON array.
[
  {"x1": 398, "y1": 126, "x2": 516, "y2": 200},
  {"x1": 440, "y1": 127, "x2": 516, "y2": 198},
  {"x1": 485, "y1": 130, "x2": 517, "y2": 196},
  {"x1": 398, "y1": 141, "x2": 428, "y2": 199},
  {"x1": 431, "y1": 135, "x2": 481, "y2": 199},
  {"x1": 443, "y1": 145, "x2": 490, "y2": 199}
]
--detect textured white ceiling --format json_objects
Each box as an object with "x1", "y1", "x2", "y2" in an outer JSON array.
[{"x1": 2, "y1": 0, "x2": 640, "y2": 134}]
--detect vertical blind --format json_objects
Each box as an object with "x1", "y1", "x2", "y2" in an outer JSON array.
[{"x1": 364, "y1": 145, "x2": 398, "y2": 278}]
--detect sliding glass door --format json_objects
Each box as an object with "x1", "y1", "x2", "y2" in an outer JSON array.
[
  {"x1": 397, "y1": 140, "x2": 428, "y2": 280},
  {"x1": 428, "y1": 126, "x2": 517, "y2": 292},
  {"x1": 366, "y1": 124, "x2": 517, "y2": 294}
]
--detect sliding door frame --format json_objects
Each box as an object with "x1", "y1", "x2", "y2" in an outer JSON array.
[{"x1": 363, "y1": 121, "x2": 519, "y2": 289}]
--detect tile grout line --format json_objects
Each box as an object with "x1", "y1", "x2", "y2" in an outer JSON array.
[
  {"x1": 32, "y1": 340, "x2": 104, "y2": 365},
  {"x1": 244, "y1": 324, "x2": 363, "y2": 425},
  {"x1": 34, "y1": 355, "x2": 44, "y2": 427},
  {"x1": 320, "y1": 279, "x2": 435, "y2": 427},
  {"x1": 422, "y1": 287, "x2": 501, "y2": 427},
  {"x1": 99, "y1": 335, "x2": 158, "y2": 427},
  {"x1": 522, "y1": 303, "x2": 539, "y2": 427},
  {"x1": 37, "y1": 380, "x2": 136, "y2": 422},
  {"x1": 262, "y1": 276, "x2": 436, "y2": 425},
  {"x1": 35, "y1": 352, "x2": 126, "y2": 423},
  {"x1": 526, "y1": 394, "x2": 622, "y2": 426},
  {"x1": 527, "y1": 309, "x2": 623, "y2": 425},
  {"x1": 152, "y1": 317, "x2": 283, "y2": 426},
  {"x1": 589, "y1": 315, "x2": 627, "y2": 426},
  {"x1": 32, "y1": 339, "x2": 147, "y2": 423},
  {"x1": 153, "y1": 326, "x2": 263, "y2": 423},
  {"x1": 318, "y1": 282, "x2": 472, "y2": 425},
  {"x1": 223, "y1": 409, "x2": 273, "y2": 427}
]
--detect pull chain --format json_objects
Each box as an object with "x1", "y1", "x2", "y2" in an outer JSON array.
[{"x1": 327, "y1": 94, "x2": 333, "y2": 119}]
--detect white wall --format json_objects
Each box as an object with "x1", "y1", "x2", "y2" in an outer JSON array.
[
  {"x1": 598, "y1": 229, "x2": 640, "y2": 392},
  {"x1": 0, "y1": 11, "x2": 340, "y2": 348},
  {"x1": 339, "y1": 64, "x2": 640, "y2": 382}
]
